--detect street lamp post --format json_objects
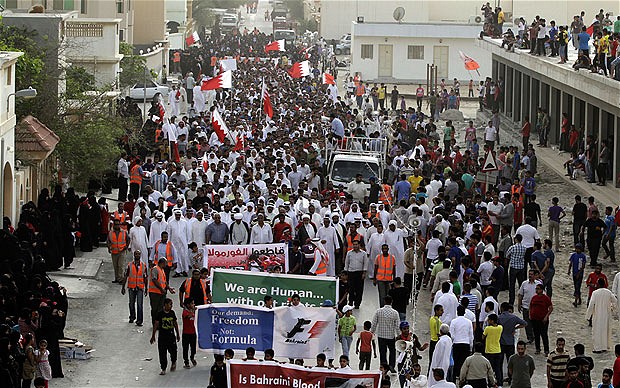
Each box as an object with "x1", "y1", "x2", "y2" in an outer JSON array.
[{"x1": 6, "y1": 87, "x2": 38, "y2": 112}]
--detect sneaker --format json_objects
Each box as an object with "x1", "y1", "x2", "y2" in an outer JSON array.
[
  {"x1": 129, "y1": 319, "x2": 134, "y2": 323},
  {"x1": 159, "y1": 370, "x2": 166, "y2": 375},
  {"x1": 183, "y1": 363, "x2": 190, "y2": 369},
  {"x1": 191, "y1": 358, "x2": 197, "y2": 366},
  {"x1": 170, "y1": 363, "x2": 176, "y2": 372},
  {"x1": 136, "y1": 322, "x2": 143, "y2": 327}
]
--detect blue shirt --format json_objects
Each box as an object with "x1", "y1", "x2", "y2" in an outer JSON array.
[
  {"x1": 544, "y1": 249, "x2": 555, "y2": 271},
  {"x1": 578, "y1": 32, "x2": 590, "y2": 50},
  {"x1": 569, "y1": 252, "x2": 586, "y2": 276},
  {"x1": 604, "y1": 215, "x2": 617, "y2": 239},
  {"x1": 394, "y1": 180, "x2": 411, "y2": 203},
  {"x1": 549, "y1": 26, "x2": 558, "y2": 40},
  {"x1": 331, "y1": 118, "x2": 345, "y2": 137}
]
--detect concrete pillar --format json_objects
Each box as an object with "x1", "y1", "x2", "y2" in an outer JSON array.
[
  {"x1": 614, "y1": 117, "x2": 619, "y2": 187},
  {"x1": 597, "y1": 108, "x2": 603, "y2": 155},
  {"x1": 520, "y1": 72, "x2": 526, "y2": 122}
]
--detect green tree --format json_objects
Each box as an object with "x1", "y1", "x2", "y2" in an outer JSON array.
[
  {"x1": 119, "y1": 42, "x2": 149, "y2": 89},
  {"x1": 65, "y1": 66, "x2": 95, "y2": 98},
  {"x1": 0, "y1": 23, "x2": 47, "y2": 120}
]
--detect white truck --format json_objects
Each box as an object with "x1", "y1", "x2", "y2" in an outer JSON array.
[{"x1": 326, "y1": 136, "x2": 387, "y2": 190}]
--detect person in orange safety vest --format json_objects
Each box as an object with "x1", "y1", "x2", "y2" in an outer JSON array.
[
  {"x1": 121, "y1": 250, "x2": 148, "y2": 326},
  {"x1": 374, "y1": 244, "x2": 396, "y2": 307}
]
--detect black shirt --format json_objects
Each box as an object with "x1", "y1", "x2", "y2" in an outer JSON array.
[
  {"x1": 524, "y1": 201, "x2": 541, "y2": 222},
  {"x1": 572, "y1": 202, "x2": 588, "y2": 222},
  {"x1": 180, "y1": 278, "x2": 210, "y2": 306},
  {"x1": 388, "y1": 286, "x2": 410, "y2": 314},
  {"x1": 156, "y1": 309, "x2": 177, "y2": 339},
  {"x1": 210, "y1": 363, "x2": 227, "y2": 388},
  {"x1": 583, "y1": 218, "x2": 606, "y2": 240}
]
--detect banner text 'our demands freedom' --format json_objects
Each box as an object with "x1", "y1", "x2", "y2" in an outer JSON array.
[{"x1": 223, "y1": 282, "x2": 326, "y2": 307}]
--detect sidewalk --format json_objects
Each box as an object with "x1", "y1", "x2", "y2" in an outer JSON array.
[{"x1": 479, "y1": 110, "x2": 620, "y2": 207}]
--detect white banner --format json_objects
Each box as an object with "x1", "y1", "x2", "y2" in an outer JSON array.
[{"x1": 272, "y1": 305, "x2": 336, "y2": 360}]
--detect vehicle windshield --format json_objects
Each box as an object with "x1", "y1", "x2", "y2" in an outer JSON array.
[
  {"x1": 275, "y1": 31, "x2": 295, "y2": 39},
  {"x1": 331, "y1": 160, "x2": 379, "y2": 183}
]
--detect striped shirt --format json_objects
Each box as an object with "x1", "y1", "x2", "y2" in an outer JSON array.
[
  {"x1": 151, "y1": 172, "x2": 168, "y2": 193},
  {"x1": 506, "y1": 242, "x2": 527, "y2": 269},
  {"x1": 546, "y1": 350, "x2": 571, "y2": 382},
  {"x1": 461, "y1": 293, "x2": 479, "y2": 313}
]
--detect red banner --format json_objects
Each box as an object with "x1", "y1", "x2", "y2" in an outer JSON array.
[{"x1": 227, "y1": 360, "x2": 381, "y2": 388}]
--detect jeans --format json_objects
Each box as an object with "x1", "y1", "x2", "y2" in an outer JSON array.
[
  {"x1": 182, "y1": 333, "x2": 196, "y2": 364},
  {"x1": 486, "y1": 352, "x2": 504, "y2": 384},
  {"x1": 603, "y1": 235, "x2": 616, "y2": 260},
  {"x1": 501, "y1": 343, "x2": 515, "y2": 380},
  {"x1": 531, "y1": 319, "x2": 549, "y2": 353},
  {"x1": 128, "y1": 287, "x2": 144, "y2": 324},
  {"x1": 543, "y1": 268, "x2": 555, "y2": 298},
  {"x1": 509, "y1": 267, "x2": 526, "y2": 305},
  {"x1": 548, "y1": 220, "x2": 560, "y2": 250},
  {"x1": 158, "y1": 336, "x2": 178, "y2": 371},
  {"x1": 573, "y1": 220, "x2": 585, "y2": 245},
  {"x1": 377, "y1": 281, "x2": 391, "y2": 307},
  {"x1": 573, "y1": 273, "x2": 584, "y2": 297},
  {"x1": 522, "y1": 308, "x2": 534, "y2": 342},
  {"x1": 340, "y1": 335, "x2": 353, "y2": 357},
  {"x1": 378, "y1": 337, "x2": 396, "y2": 368},
  {"x1": 587, "y1": 238, "x2": 602, "y2": 265},
  {"x1": 118, "y1": 176, "x2": 128, "y2": 201},
  {"x1": 348, "y1": 271, "x2": 364, "y2": 308},
  {"x1": 150, "y1": 292, "x2": 165, "y2": 323}
]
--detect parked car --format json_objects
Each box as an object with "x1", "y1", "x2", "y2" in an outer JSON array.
[
  {"x1": 220, "y1": 14, "x2": 239, "y2": 32},
  {"x1": 340, "y1": 33, "x2": 351, "y2": 44},
  {"x1": 334, "y1": 41, "x2": 351, "y2": 55},
  {"x1": 128, "y1": 81, "x2": 169, "y2": 100}
]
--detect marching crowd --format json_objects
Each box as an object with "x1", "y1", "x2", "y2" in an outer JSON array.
[{"x1": 104, "y1": 23, "x2": 620, "y2": 388}]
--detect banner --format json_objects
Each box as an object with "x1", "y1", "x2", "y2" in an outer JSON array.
[
  {"x1": 196, "y1": 304, "x2": 273, "y2": 354},
  {"x1": 227, "y1": 360, "x2": 382, "y2": 388},
  {"x1": 273, "y1": 305, "x2": 336, "y2": 360},
  {"x1": 203, "y1": 243, "x2": 288, "y2": 273},
  {"x1": 197, "y1": 304, "x2": 336, "y2": 359},
  {"x1": 211, "y1": 268, "x2": 338, "y2": 307}
]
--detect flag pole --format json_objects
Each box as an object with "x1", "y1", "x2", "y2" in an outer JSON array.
[{"x1": 260, "y1": 77, "x2": 264, "y2": 125}]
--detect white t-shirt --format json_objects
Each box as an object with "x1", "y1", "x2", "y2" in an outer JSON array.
[
  {"x1": 485, "y1": 126, "x2": 497, "y2": 142},
  {"x1": 477, "y1": 260, "x2": 494, "y2": 286},
  {"x1": 514, "y1": 224, "x2": 540, "y2": 248}
]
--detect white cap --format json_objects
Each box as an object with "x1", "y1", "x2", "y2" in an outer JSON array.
[
  {"x1": 234, "y1": 213, "x2": 243, "y2": 220},
  {"x1": 342, "y1": 305, "x2": 354, "y2": 313}
]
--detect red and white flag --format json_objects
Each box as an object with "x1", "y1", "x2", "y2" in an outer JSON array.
[
  {"x1": 262, "y1": 78, "x2": 273, "y2": 119},
  {"x1": 299, "y1": 46, "x2": 312, "y2": 59},
  {"x1": 288, "y1": 60, "x2": 310, "y2": 79},
  {"x1": 234, "y1": 134, "x2": 245, "y2": 151},
  {"x1": 185, "y1": 31, "x2": 200, "y2": 46},
  {"x1": 201, "y1": 70, "x2": 232, "y2": 90},
  {"x1": 212, "y1": 109, "x2": 231, "y2": 143},
  {"x1": 322, "y1": 73, "x2": 335, "y2": 85},
  {"x1": 264, "y1": 39, "x2": 285, "y2": 52}
]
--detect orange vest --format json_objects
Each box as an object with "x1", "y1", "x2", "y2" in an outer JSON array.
[
  {"x1": 315, "y1": 250, "x2": 328, "y2": 275},
  {"x1": 183, "y1": 278, "x2": 208, "y2": 304},
  {"x1": 379, "y1": 184, "x2": 393, "y2": 204},
  {"x1": 154, "y1": 240, "x2": 174, "y2": 267},
  {"x1": 112, "y1": 211, "x2": 128, "y2": 230},
  {"x1": 375, "y1": 254, "x2": 395, "y2": 281},
  {"x1": 109, "y1": 230, "x2": 128, "y2": 254},
  {"x1": 346, "y1": 233, "x2": 363, "y2": 252},
  {"x1": 173, "y1": 52, "x2": 181, "y2": 63},
  {"x1": 127, "y1": 261, "x2": 146, "y2": 289},
  {"x1": 149, "y1": 265, "x2": 166, "y2": 294},
  {"x1": 130, "y1": 164, "x2": 143, "y2": 185},
  {"x1": 355, "y1": 83, "x2": 365, "y2": 96}
]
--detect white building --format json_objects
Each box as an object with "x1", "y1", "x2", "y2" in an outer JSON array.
[
  {"x1": 0, "y1": 51, "x2": 24, "y2": 224},
  {"x1": 64, "y1": 19, "x2": 124, "y2": 88},
  {"x1": 351, "y1": 22, "x2": 491, "y2": 83},
  {"x1": 320, "y1": 0, "x2": 620, "y2": 40}
]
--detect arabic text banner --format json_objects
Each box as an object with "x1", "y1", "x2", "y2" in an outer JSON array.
[
  {"x1": 203, "y1": 243, "x2": 288, "y2": 273},
  {"x1": 196, "y1": 304, "x2": 273, "y2": 354},
  {"x1": 211, "y1": 268, "x2": 338, "y2": 307},
  {"x1": 226, "y1": 360, "x2": 382, "y2": 388}
]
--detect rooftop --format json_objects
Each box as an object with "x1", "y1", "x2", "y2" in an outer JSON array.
[
  {"x1": 15, "y1": 115, "x2": 60, "y2": 156},
  {"x1": 352, "y1": 21, "x2": 484, "y2": 39},
  {"x1": 477, "y1": 36, "x2": 620, "y2": 114}
]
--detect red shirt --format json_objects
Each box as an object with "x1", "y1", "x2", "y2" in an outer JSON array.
[
  {"x1": 182, "y1": 308, "x2": 196, "y2": 335},
  {"x1": 586, "y1": 272, "x2": 608, "y2": 297},
  {"x1": 613, "y1": 356, "x2": 620, "y2": 387},
  {"x1": 529, "y1": 294, "x2": 552, "y2": 321},
  {"x1": 522, "y1": 122, "x2": 531, "y2": 137},
  {"x1": 359, "y1": 330, "x2": 373, "y2": 353}
]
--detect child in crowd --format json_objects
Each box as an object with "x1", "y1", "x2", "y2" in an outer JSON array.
[{"x1": 356, "y1": 320, "x2": 377, "y2": 370}]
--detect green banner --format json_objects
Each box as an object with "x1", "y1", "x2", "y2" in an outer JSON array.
[{"x1": 211, "y1": 269, "x2": 339, "y2": 308}]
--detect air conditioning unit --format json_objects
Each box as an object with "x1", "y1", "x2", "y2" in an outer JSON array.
[{"x1": 469, "y1": 15, "x2": 483, "y2": 24}]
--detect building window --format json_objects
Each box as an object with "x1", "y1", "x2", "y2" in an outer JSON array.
[
  {"x1": 5, "y1": 0, "x2": 18, "y2": 9},
  {"x1": 66, "y1": 23, "x2": 104, "y2": 37},
  {"x1": 80, "y1": 0, "x2": 88, "y2": 13},
  {"x1": 119, "y1": 29, "x2": 125, "y2": 42},
  {"x1": 6, "y1": 67, "x2": 12, "y2": 85},
  {"x1": 116, "y1": 0, "x2": 123, "y2": 13},
  {"x1": 407, "y1": 45, "x2": 424, "y2": 60},
  {"x1": 360, "y1": 44, "x2": 373, "y2": 59}
]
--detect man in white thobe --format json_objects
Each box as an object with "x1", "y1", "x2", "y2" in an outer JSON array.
[
  {"x1": 428, "y1": 324, "x2": 453, "y2": 387},
  {"x1": 317, "y1": 216, "x2": 341, "y2": 277},
  {"x1": 190, "y1": 211, "x2": 207, "y2": 246},
  {"x1": 166, "y1": 209, "x2": 191, "y2": 276},
  {"x1": 168, "y1": 86, "x2": 180, "y2": 117},
  {"x1": 149, "y1": 212, "x2": 168, "y2": 250},
  {"x1": 366, "y1": 225, "x2": 386, "y2": 278},
  {"x1": 384, "y1": 220, "x2": 407, "y2": 279},
  {"x1": 192, "y1": 83, "x2": 205, "y2": 113},
  {"x1": 611, "y1": 271, "x2": 620, "y2": 312},
  {"x1": 129, "y1": 217, "x2": 149, "y2": 264},
  {"x1": 586, "y1": 278, "x2": 618, "y2": 352}
]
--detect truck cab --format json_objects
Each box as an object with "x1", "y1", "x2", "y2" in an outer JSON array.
[{"x1": 326, "y1": 136, "x2": 387, "y2": 191}]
